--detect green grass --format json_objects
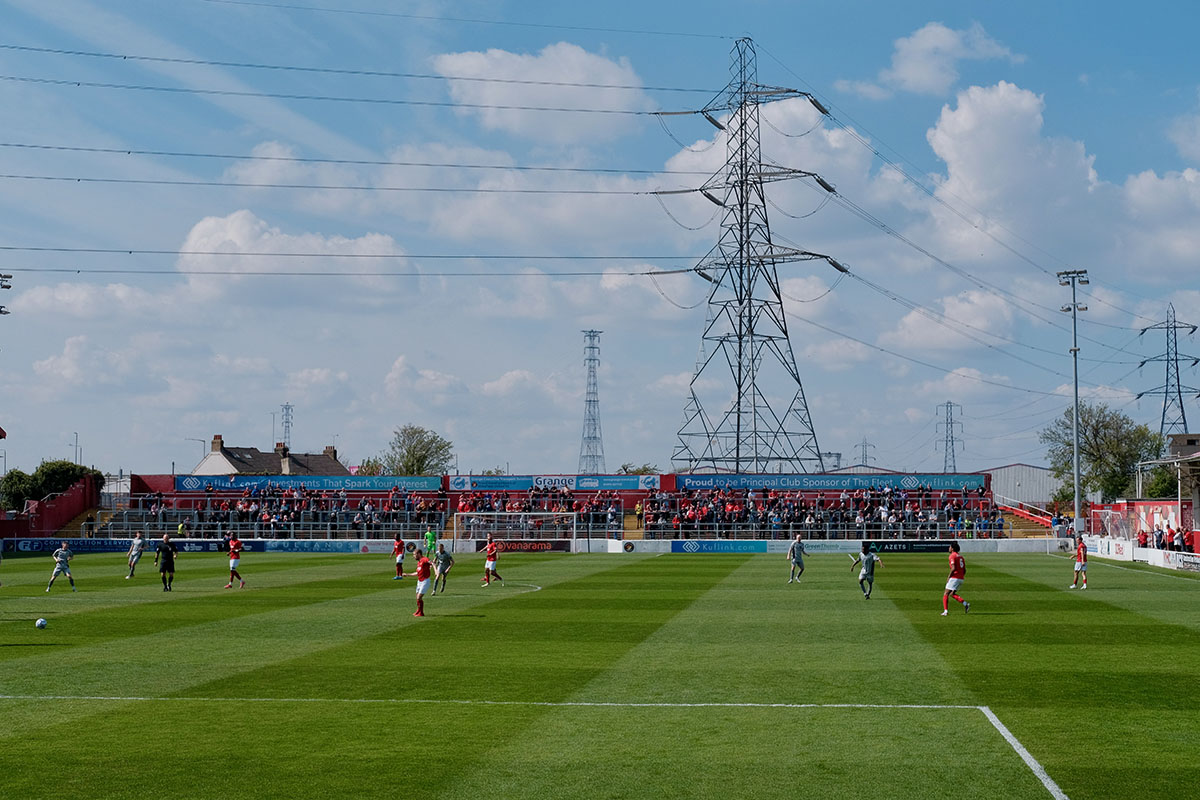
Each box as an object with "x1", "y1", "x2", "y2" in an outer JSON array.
[{"x1": 1, "y1": 550, "x2": 1198, "y2": 799}]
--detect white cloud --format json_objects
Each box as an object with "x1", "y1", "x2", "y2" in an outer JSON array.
[
  {"x1": 912, "y1": 366, "x2": 1015, "y2": 400},
  {"x1": 432, "y1": 42, "x2": 652, "y2": 143},
  {"x1": 177, "y1": 209, "x2": 416, "y2": 306},
  {"x1": 17, "y1": 282, "x2": 158, "y2": 318},
  {"x1": 801, "y1": 338, "x2": 872, "y2": 371},
  {"x1": 1168, "y1": 90, "x2": 1200, "y2": 163},
  {"x1": 840, "y1": 22, "x2": 1021, "y2": 99},
  {"x1": 32, "y1": 335, "x2": 138, "y2": 388},
  {"x1": 887, "y1": 290, "x2": 1014, "y2": 351},
  {"x1": 833, "y1": 79, "x2": 892, "y2": 101}
]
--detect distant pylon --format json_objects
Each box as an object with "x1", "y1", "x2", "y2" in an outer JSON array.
[
  {"x1": 854, "y1": 437, "x2": 876, "y2": 467},
  {"x1": 672, "y1": 37, "x2": 839, "y2": 474},
  {"x1": 578, "y1": 330, "x2": 606, "y2": 475},
  {"x1": 280, "y1": 402, "x2": 294, "y2": 449},
  {"x1": 1137, "y1": 304, "x2": 1199, "y2": 437},
  {"x1": 936, "y1": 401, "x2": 963, "y2": 473}
]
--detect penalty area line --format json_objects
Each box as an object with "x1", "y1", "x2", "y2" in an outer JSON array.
[
  {"x1": 0, "y1": 695, "x2": 1067, "y2": 797},
  {"x1": 979, "y1": 705, "x2": 1069, "y2": 800}
]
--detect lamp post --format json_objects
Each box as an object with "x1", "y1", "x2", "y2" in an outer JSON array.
[
  {"x1": 185, "y1": 438, "x2": 206, "y2": 461},
  {"x1": 1058, "y1": 269, "x2": 1089, "y2": 535}
]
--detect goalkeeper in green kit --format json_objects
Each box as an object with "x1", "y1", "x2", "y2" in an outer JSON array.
[{"x1": 424, "y1": 528, "x2": 437, "y2": 558}]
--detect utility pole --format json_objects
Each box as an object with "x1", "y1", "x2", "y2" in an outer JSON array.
[
  {"x1": 672, "y1": 37, "x2": 839, "y2": 474},
  {"x1": 578, "y1": 330, "x2": 606, "y2": 475},
  {"x1": 1136, "y1": 303, "x2": 1198, "y2": 437},
  {"x1": 936, "y1": 401, "x2": 963, "y2": 473},
  {"x1": 0, "y1": 272, "x2": 11, "y2": 316},
  {"x1": 1058, "y1": 269, "x2": 1088, "y2": 534}
]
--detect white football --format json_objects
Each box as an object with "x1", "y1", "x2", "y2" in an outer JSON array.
[{"x1": 35, "y1": 618, "x2": 47, "y2": 629}]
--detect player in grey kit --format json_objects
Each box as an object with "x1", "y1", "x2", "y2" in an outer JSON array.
[
  {"x1": 126, "y1": 532, "x2": 146, "y2": 579},
  {"x1": 786, "y1": 535, "x2": 807, "y2": 584},
  {"x1": 46, "y1": 541, "x2": 77, "y2": 593},
  {"x1": 850, "y1": 542, "x2": 883, "y2": 599}
]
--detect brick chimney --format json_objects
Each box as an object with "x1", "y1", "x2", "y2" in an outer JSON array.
[
  {"x1": 211, "y1": 434, "x2": 224, "y2": 452},
  {"x1": 323, "y1": 445, "x2": 338, "y2": 462},
  {"x1": 275, "y1": 442, "x2": 290, "y2": 474}
]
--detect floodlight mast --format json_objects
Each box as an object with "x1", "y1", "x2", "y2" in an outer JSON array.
[{"x1": 1058, "y1": 269, "x2": 1088, "y2": 534}]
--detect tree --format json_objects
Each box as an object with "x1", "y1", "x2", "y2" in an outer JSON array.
[
  {"x1": 616, "y1": 462, "x2": 660, "y2": 475},
  {"x1": 1143, "y1": 465, "x2": 1178, "y2": 498},
  {"x1": 479, "y1": 466, "x2": 507, "y2": 476},
  {"x1": 0, "y1": 460, "x2": 105, "y2": 511},
  {"x1": 1039, "y1": 403, "x2": 1163, "y2": 502},
  {"x1": 381, "y1": 425, "x2": 454, "y2": 476},
  {"x1": 355, "y1": 456, "x2": 384, "y2": 476}
]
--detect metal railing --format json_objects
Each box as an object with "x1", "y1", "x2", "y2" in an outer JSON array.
[{"x1": 101, "y1": 508, "x2": 448, "y2": 539}]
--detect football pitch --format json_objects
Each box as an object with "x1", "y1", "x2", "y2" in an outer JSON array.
[{"x1": 1, "y1": 550, "x2": 1198, "y2": 799}]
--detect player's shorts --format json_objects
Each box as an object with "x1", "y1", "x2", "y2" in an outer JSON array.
[
  {"x1": 129, "y1": 552, "x2": 142, "y2": 564},
  {"x1": 859, "y1": 570, "x2": 873, "y2": 583},
  {"x1": 159, "y1": 561, "x2": 174, "y2": 573},
  {"x1": 945, "y1": 578, "x2": 964, "y2": 592},
  {"x1": 791, "y1": 558, "x2": 804, "y2": 567},
  {"x1": 51, "y1": 563, "x2": 72, "y2": 577},
  {"x1": 1074, "y1": 562, "x2": 1087, "y2": 572},
  {"x1": 416, "y1": 578, "x2": 431, "y2": 595},
  {"x1": 395, "y1": 555, "x2": 404, "y2": 565},
  {"x1": 485, "y1": 559, "x2": 496, "y2": 570},
  {"x1": 229, "y1": 558, "x2": 240, "y2": 570}
]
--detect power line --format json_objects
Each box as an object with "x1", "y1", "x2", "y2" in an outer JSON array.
[
  {"x1": 784, "y1": 310, "x2": 1071, "y2": 397},
  {"x1": 0, "y1": 142, "x2": 713, "y2": 177},
  {"x1": 0, "y1": 74, "x2": 671, "y2": 115},
  {"x1": 0, "y1": 172, "x2": 689, "y2": 196},
  {"x1": 0, "y1": 264, "x2": 699, "y2": 278},
  {"x1": 0, "y1": 247, "x2": 695, "y2": 260},
  {"x1": 195, "y1": 0, "x2": 733, "y2": 39},
  {"x1": 0, "y1": 43, "x2": 717, "y2": 93},
  {"x1": 756, "y1": 43, "x2": 1162, "y2": 326}
]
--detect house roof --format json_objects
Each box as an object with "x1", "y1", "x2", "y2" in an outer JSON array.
[{"x1": 219, "y1": 447, "x2": 350, "y2": 476}]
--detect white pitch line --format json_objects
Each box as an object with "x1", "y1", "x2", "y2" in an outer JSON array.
[
  {"x1": 0, "y1": 696, "x2": 974, "y2": 709},
  {"x1": 0, "y1": 694, "x2": 1067, "y2": 797},
  {"x1": 980, "y1": 705, "x2": 1070, "y2": 800}
]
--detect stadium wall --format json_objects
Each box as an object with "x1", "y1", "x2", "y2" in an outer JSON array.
[{"x1": 4, "y1": 536, "x2": 1066, "y2": 556}]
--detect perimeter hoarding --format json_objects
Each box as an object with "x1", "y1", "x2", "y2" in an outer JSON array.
[
  {"x1": 671, "y1": 540, "x2": 770, "y2": 553},
  {"x1": 474, "y1": 539, "x2": 572, "y2": 552},
  {"x1": 175, "y1": 475, "x2": 441, "y2": 492},
  {"x1": 448, "y1": 475, "x2": 660, "y2": 492},
  {"x1": 675, "y1": 474, "x2": 986, "y2": 492}
]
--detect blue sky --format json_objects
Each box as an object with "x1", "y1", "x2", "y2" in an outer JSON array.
[{"x1": 1, "y1": 0, "x2": 1199, "y2": 478}]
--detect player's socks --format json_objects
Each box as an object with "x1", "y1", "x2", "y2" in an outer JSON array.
[
  {"x1": 942, "y1": 596, "x2": 949, "y2": 611},
  {"x1": 951, "y1": 593, "x2": 965, "y2": 605},
  {"x1": 240, "y1": 580, "x2": 245, "y2": 588},
  {"x1": 417, "y1": 597, "x2": 424, "y2": 615}
]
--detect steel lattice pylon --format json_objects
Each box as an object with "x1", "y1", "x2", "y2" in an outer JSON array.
[
  {"x1": 1138, "y1": 303, "x2": 1199, "y2": 437},
  {"x1": 672, "y1": 38, "x2": 832, "y2": 474},
  {"x1": 936, "y1": 401, "x2": 963, "y2": 473},
  {"x1": 578, "y1": 330, "x2": 606, "y2": 474}
]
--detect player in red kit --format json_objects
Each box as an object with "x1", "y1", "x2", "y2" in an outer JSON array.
[
  {"x1": 405, "y1": 549, "x2": 433, "y2": 616},
  {"x1": 392, "y1": 536, "x2": 406, "y2": 580},
  {"x1": 224, "y1": 535, "x2": 245, "y2": 589},
  {"x1": 1069, "y1": 536, "x2": 1088, "y2": 589},
  {"x1": 481, "y1": 533, "x2": 503, "y2": 586},
  {"x1": 941, "y1": 540, "x2": 970, "y2": 616}
]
